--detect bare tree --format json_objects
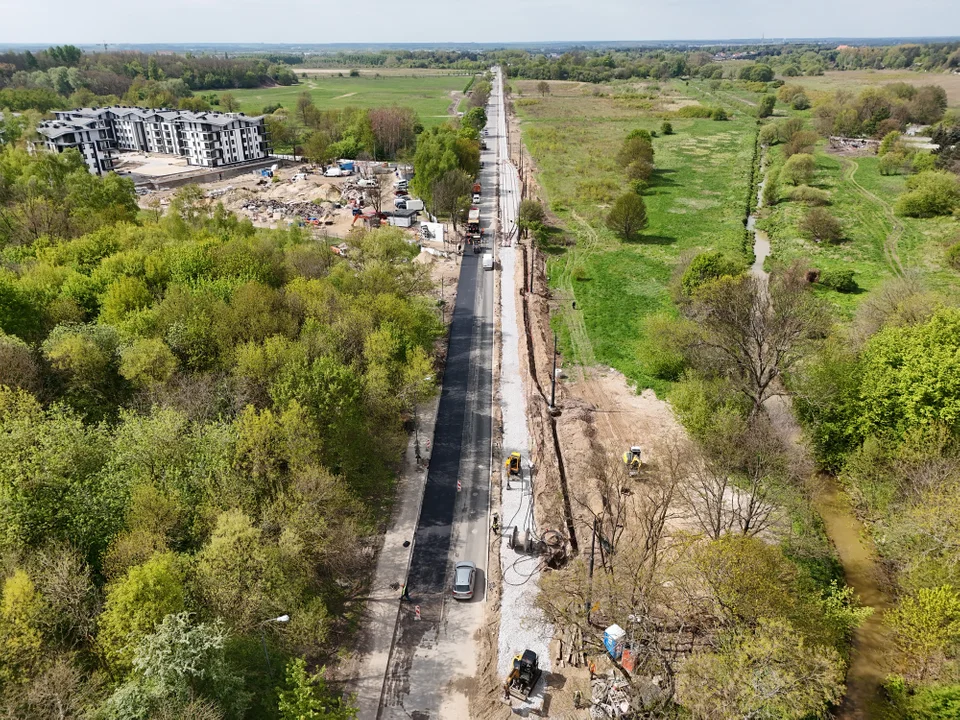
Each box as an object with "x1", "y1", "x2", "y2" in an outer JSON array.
[
  {"x1": 685, "y1": 265, "x2": 828, "y2": 416},
  {"x1": 364, "y1": 173, "x2": 390, "y2": 216},
  {"x1": 537, "y1": 80, "x2": 551, "y2": 98},
  {"x1": 431, "y1": 169, "x2": 473, "y2": 232}
]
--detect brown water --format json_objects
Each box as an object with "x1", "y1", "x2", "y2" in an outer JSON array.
[{"x1": 811, "y1": 477, "x2": 892, "y2": 720}]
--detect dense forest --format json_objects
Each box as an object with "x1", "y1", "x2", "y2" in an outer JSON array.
[
  {"x1": 0, "y1": 145, "x2": 442, "y2": 717},
  {"x1": 0, "y1": 45, "x2": 299, "y2": 114}
]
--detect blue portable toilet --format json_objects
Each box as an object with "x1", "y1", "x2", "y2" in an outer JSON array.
[{"x1": 603, "y1": 624, "x2": 626, "y2": 660}]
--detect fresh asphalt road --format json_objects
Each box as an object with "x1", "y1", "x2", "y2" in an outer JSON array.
[{"x1": 378, "y1": 85, "x2": 499, "y2": 719}]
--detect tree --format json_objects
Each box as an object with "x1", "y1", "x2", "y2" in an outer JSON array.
[
  {"x1": 368, "y1": 106, "x2": 419, "y2": 159},
  {"x1": 605, "y1": 193, "x2": 648, "y2": 240},
  {"x1": 363, "y1": 173, "x2": 390, "y2": 215},
  {"x1": 101, "y1": 612, "x2": 248, "y2": 720},
  {"x1": 120, "y1": 338, "x2": 179, "y2": 389},
  {"x1": 303, "y1": 130, "x2": 332, "y2": 165},
  {"x1": 0, "y1": 569, "x2": 45, "y2": 687},
  {"x1": 277, "y1": 658, "x2": 357, "y2": 720},
  {"x1": 660, "y1": 121, "x2": 673, "y2": 135},
  {"x1": 219, "y1": 92, "x2": 240, "y2": 112},
  {"x1": 677, "y1": 619, "x2": 844, "y2": 720},
  {"x1": 783, "y1": 130, "x2": 819, "y2": 157},
  {"x1": 536, "y1": 80, "x2": 550, "y2": 98},
  {"x1": 762, "y1": 168, "x2": 780, "y2": 207},
  {"x1": 799, "y1": 207, "x2": 844, "y2": 243},
  {"x1": 616, "y1": 134, "x2": 654, "y2": 169},
  {"x1": 683, "y1": 266, "x2": 829, "y2": 415},
  {"x1": 895, "y1": 170, "x2": 960, "y2": 217},
  {"x1": 97, "y1": 552, "x2": 187, "y2": 668},
  {"x1": 431, "y1": 168, "x2": 473, "y2": 231},
  {"x1": 757, "y1": 94, "x2": 776, "y2": 118},
  {"x1": 679, "y1": 251, "x2": 742, "y2": 297},
  {"x1": 781, "y1": 153, "x2": 816, "y2": 185},
  {"x1": 461, "y1": 106, "x2": 486, "y2": 133},
  {"x1": 0, "y1": 332, "x2": 40, "y2": 394},
  {"x1": 887, "y1": 585, "x2": 960, "y2": 681},
  {"x1": 518, "y1": 198, "x2": 546, "y2": 239},
  {"x1": 791, "y1": 92, "x2": 811, "y2": 110}
]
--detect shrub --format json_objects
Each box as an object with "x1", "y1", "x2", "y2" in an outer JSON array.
[
  {"x1": 800, "y1": 208, "x2": 844, "y2": 243},
  {"x1": 676, "y1": 105, "x2": 715, "y2": 119},
  {"x1": 895, "y1": 170, "x2": 960, "y2": 217},
  {"x1": 880, "y1": 152, "x2": 911, "y2": 176},
  {"x1": 757, "y1": 95, "x2": 776, "y2": 118},
  {"x1": 762, "y1": 169, "x2": 780, "y2": 207},
  {"x1": 661, "y1": 121, "x2": 674, "y2": 135},
  {"x1": 946, "y1": 242, "x2": 960, "y2": 270},
  {"x1": 913, "y1": 152, "x2": 937, "y2": 173},
  {"x1": 789, "y1": 185, "x2": 831, "y2": 205},
  {"x1": 878, "y1": 131, "x2": 903, "y2": 156},
  {"x1": 791, "y1": 93, "x2": 811, "y2": 110},
  {"x1": 711, "y1": 107, "x2": 729, "y2": 121},
  {"x1": 781, "y1": 153, "x2": 816, "y2": 185},
  {"x1": 783, "y1": 130, "x2": 819, "y2": 158},
  {"x1": 759, "y1": 123, "x2": 779, "y2": 146},
  {"x1": 817, "y1": 269, "x2": 858, "y2": 293},
  {"x1": 680, "y1": 251, "x2": 742, "y2": 296}
]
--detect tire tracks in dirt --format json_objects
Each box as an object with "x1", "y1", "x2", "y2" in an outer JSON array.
[{"x1": 841, "y1": 157, "x2": 905, "y2": 277}]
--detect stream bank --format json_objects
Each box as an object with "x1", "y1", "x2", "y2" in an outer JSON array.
[{"x1": 749, "y1": 149, "x2": 892, "y2": 720}]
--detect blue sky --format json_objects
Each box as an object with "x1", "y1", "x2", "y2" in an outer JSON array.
[{"x1": 1, "y1": 0, "x2": 958, "y2": 44}]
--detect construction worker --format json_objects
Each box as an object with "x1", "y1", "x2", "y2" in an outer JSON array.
[
  {"x1": 400, "y1": 583, "x2": 411, "y2": 602},
  {"x1": 492, "y1": 515, "x2": 501, "y2": 535}
]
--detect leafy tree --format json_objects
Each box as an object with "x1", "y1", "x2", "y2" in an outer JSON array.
[
  {"x1": 858, "y1": 308, "x2": 960, "y2": 437},
  {"x1": 303, "y1": 131, "x2": 332, "y2": 165},
  {"x1": 277, "y1": 657, "x2": 357, "y2": 720},
  {"x1": 799, "y1": 207, "x2": 844, "y2": 243},
  {"x1": 119, "y1": 338, "x2": 179, "y2": 389},
  {"x1": 219, "y1": 93, "x2": 240, "y2": 112},
  {"x1": 0, "y1": 569, "x2": 45, "y2": 687},
  {"x1": 781, "y1": 153, "x2": 816, "y2": 185},
  {"x1": 887, "y1": 585, "x2": 960, "y2": 681},
  {"x1": 102, "y1": 612, "x2": 248, "y2": 720},
  {"x1": 791, "y1": 92, "x2": 811, "y2": 110},
  {"x1": 605, "y1": 193, "x2": 648, "y2": 240},
  {"x1": 762, "y1": 168, "x2": 780, "y2": 207},
  {"x1": 536, "y1": 80, "x2": 550, "y2": 98},
  {"x1": 518, "y1": 198, "x2": 546, "y2": 239},
  {"x1": 461, "y1": 106, "x2": 486, "y2": 133},
  {"x1": 42, "y1": 323, "x2": 125, "y2": 420},
  {"x1": 98, "y1": 552, "x2": 187, "y2": 668},
  {"x1": 678, "y1": 619, "x2": 844, "y2": 720},
  {"x1": 758, "y1": 94, "x2": 776, "y2": 118},
  {"x1": 431, "y1": 168, "x2": 473, "y2": 231},
  {"x1": 895, "y1": 170, "x2": 960, "y2": 217}
]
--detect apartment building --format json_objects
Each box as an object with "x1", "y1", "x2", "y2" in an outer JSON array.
[{"x1": 37, "y1": 106, "x2": 269, "y2": 176}]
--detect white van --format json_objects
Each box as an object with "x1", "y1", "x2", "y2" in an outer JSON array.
[{"x1": 482, "y1": 253, "x2": 494, "y2": 271}]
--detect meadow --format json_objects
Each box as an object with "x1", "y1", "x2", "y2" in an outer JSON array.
[
  {"x1": 217, "y1": 72, "x2": 470, "y2": 126},
  {"x1": 513, "y1": 79, "x2": 756, "y2": 391}
]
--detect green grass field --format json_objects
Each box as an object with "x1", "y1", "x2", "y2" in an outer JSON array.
[
  {"x1": 758, "y1": 146, "x2": 960, "y2": 317},
  {"x1": 217, "y1": 74, "x2": 470, "y2": 127},
  {"x1": 514, "y1": 79, "x2": 756, "y2": 391}
]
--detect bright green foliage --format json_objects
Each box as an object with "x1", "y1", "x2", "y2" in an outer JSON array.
[
  {"x1": 42, "y1": 322, "x2": 126, "y2": 419},
  {"x1": 887, "y1": 586, "x2": 960, "y2": 681},
  {"x1": 119, "y1": 338, "x2": 178, "y2": 388},
  {"x1": 102, "y1": 612, "x2": 248, "y2": 720},
  {"x1": 660, "y1": 121, "x2": 673, "y2": 135},
  {"x1": 817, "y1": 268, "x2": 858, "y2": 293},
  {"x1": 946, "y1": 242, "x2": 960, "y2": 271},
  {"x1": 461, "y1": 106, "x2": 487, "y2": 133},
  {"x1": 895, "y1": 171, "x2": 960, "y2": 217},
  {"x1": 738, "y1": 63, "x2": 775, "y2": 82},
  {"x1": 99, "y1": 276, "x2": 153, "y2": 326},
  {"x1": 98, "y1": 552, "x2": 187, "y2": 668},
  {"x1": 677, "y1": 619, "x2": 844, "y2": 720},
  {"x1": 781, "y1": 153, "x2": 816, "y2": 185},
  {"x1": 859, "y1": 308, "x2": 960, "y2": 437},
  {"x1": 0, "y1": 569, "x2": 45, "y2": 687},
  {"x1": 885, "y1": 678, "x2": 960, "y2": 720},
  {"x1": 277, "y1": 657, "x2": 357, "y2": 720},
  {"x1": 411, "y1": 124, "x2": 479, "y2": 206},
  {"x1": 679, "y1": 251, "x2": 742, "y2": 296},
  {"x1": 757, "y1": 94, "x2": 776, "y2": 118}
]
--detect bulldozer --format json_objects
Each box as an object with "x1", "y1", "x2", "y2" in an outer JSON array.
[
  {"x1": 504, "y1": 649, "x2": 542, "y2": 701},
  {"x1": 505, "y1": 451, "x2": 522, "y2": 476},
  {"x1": 622, "y1": 446, "x2": 642, "y2": 477}
]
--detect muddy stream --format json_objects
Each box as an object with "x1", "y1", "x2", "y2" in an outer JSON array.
[{"x1": 750, "y1": 151, "x2": 891, "y2": 719}]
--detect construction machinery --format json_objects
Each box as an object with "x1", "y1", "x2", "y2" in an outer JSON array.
[
  {"x1": 505, "y1": 649, "x2": 542, "y2": 701},
  {"x1": 505, "y1": 451, "x2": 522, "y2": 476},
  {"x1": 622, "y1": 446, "x2": 642, "y2": 477},
  {"x1": 467, "y1": 206, "x2": 481, "y2": 243}
]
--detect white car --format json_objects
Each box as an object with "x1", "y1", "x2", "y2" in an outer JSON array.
[{"x1": 357, "y1": 178, "x2": 378, "y2": 188}]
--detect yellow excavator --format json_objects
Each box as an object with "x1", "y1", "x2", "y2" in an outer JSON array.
[
  {"x1": 505, "y1": 451, "x2": 522, "y2": 476},
  {"x1": 504, "y1": 649, "x2": 542, "y2": 700},
  {"x1": 622, "y1": 446, "x2": 642, "y2": 477}
]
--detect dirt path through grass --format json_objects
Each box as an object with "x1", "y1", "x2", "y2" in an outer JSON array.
[{"x1": 841, "y1": 157, "x2": 905, "y2": 277}]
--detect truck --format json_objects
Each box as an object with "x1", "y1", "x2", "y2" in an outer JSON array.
[
  {"x1": 472, "y1": 182, "x2": 482, "y2": 204},
  {"x1": 394, "y1": 198, "x2": 424, "y2": 211},
  {"x1": 467, "y1": 206, "x2": 481, "y2": 242}
]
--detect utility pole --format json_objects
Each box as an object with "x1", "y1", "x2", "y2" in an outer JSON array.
[
  {"x1": 550, "y1": 332, "x2": 557, "y2": 410},
  {"x1": 585, "y1": 517, "x2": 597, "y2": 623}
]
